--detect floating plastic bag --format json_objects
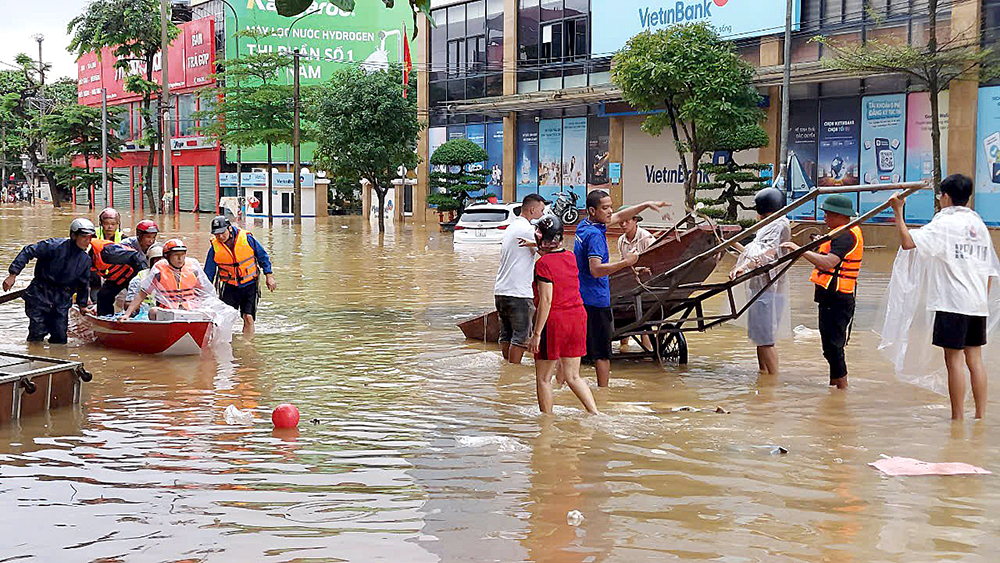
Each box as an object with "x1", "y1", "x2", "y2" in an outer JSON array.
[
  {"x1": 566, "y1": 510, "x2": 585, "y2": 526},
  {"x1": 793, "y1": 325, "x2": 820, "y2": 340},
  {"x1": 224, "y1": 404, "x2": 254, "y2": 425}
]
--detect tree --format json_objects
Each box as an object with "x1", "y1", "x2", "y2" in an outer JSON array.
[
  {"x1": 195, "y1": 44, "x2": 298, "y2": 222},
  {"x1": 310, "y1": 65, "x2": 421, "y2": 233},
  {"x1": 612, "y1": 23, "x2": 764, "y2": 209},
  {"x1": 68, "y1": 0, "x2": 179, "y2": 212},
  {"x1": 40, "y1": 104, "x2": 124, "y2": 208},
  {"x1": 425, "y1": 138, "x2": 489, "y2": 220},
  {"x1": 695, "y1": 124, "x2": 771, "y2": 225},
  {"x1": 815, "y1": 1, "x2": 1000, "y2": 192},
  {"x1": 276, "y1": 0, "x2": 430, "y2": 36}
]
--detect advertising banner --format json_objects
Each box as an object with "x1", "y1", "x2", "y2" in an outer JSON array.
[
  {"x1": 787, "y1": 99, "x2": 818, "y2": 221},
  {"x1": 184, "y1": 18, "x2": 216, "y2": 88},
  {"x1": 76, "y1": 51, "x2": 103, "y2": 105},
  {"x1": 975, "y1": 86, "x2": 1000, "y2": 226},
  {"x1": 465, "y1": 123, "x2": 487, "y2": 199},
  {"x1": 904, "y1": 91, "x2": 948, "y2": 224},
  {"x1": 538, "y1": 119, "x2": 563, "y2": 201},
  {"x1": 587, "y1": 116, "x2": 610, "y2": 191},
  {"x1": 516, "y1": 120, "x2": 539, "y2": 201},
  {"x1": 561, "y1": 118, "x2": 588, "y2": 206},
  {"x1": 428, "y1": 127, "x2": 447, "y2": 197},
  {"x1": 817, "y1": 97, "x2": 860, "y2": 219},
  {"x1": 486, "y1": 122, "x2": 504, "y2": 200},
  {"x1": 592, "y1": 0, "x2": 800, "y2": 56},
  {"x1": 859, "y1": 94, "x2": 906, "y2": 222}
]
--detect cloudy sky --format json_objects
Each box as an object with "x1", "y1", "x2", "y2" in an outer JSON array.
[{"x1": 1, "y1": 0, "x2": 84, "y2": 81}]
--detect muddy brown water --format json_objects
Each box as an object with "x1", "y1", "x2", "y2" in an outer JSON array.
[{"x1": 1, "y1": 205, "x2": 997, "y2": 562}]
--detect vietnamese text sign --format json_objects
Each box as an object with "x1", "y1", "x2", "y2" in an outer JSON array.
[
  {"x1": 904, "y1": 91, "x2": 948, "y2": 224},
  {"x1": 859, "y1": 93, "x2": 906, "y2": 222}
]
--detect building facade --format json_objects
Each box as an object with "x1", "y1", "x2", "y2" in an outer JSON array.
[{"x1": 414, "y1": 0, "x2": 1000, "y2": 227}]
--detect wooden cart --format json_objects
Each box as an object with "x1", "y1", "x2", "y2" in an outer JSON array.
[{"x1": 0, "y1": 352, "x2": 92, "y2": 425}]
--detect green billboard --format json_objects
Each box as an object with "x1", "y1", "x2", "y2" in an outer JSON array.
[{"x1": 225, "y1": 0, "x2": 414, "y2": 164}]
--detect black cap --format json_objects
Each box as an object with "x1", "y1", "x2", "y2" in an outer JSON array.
[
  {"x1": 210, "y1": 215, "x2": 230, "y2": 234},
  {"x1": 533, "y1": 214, "x2": 564, "y2": 247}
]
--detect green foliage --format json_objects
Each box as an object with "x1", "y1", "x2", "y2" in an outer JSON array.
[
  {"x1": 309, "y1": 65, "x2": 421, "y2": 232},
  {"x1": 426, "y1": 138, "x2": 489, "y2": 214},
  {"x1": 694, "y1": 123, "x2": 770, "y2": 223},
  {"x1": 276, "y1": 0, "x2": 431, "y2": 38},
  {"x1": 612, "y1": 22, "x2": 764, "y2": 209},
  {"x1": 41, "y1": 104, "x2": 124, "y2": 164},
  {"x1": 328, "y1": 175, "x2": 363, "y2": 214}
]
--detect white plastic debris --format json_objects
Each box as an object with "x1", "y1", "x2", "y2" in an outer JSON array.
[
  {"x1": 224, "y1": 404, "x2": 254, "y2": 425},
  {"x1": 566, "y1": 510, "x2": 585, "y2": 526},
  {"x1": 793, "y1": 325, "x2": 821, "y2": 340}
]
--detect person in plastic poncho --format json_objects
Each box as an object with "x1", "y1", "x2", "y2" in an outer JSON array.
[
  {"x1": 122, "y1": 239, "x2": 214, "y2": 320},
  {"x1": 884, "y1": 174, "x2": 1000, "y2": 420},
  {"x1": 728, "y1": 188, "x2": 791, "y2": 375}
]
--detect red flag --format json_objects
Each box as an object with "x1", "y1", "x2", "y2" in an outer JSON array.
[{"x1": 402, "y1": 23, "x2": 412, "y2": 98}]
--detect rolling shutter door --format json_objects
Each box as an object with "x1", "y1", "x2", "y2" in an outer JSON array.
[
  {"x1": 197, "y1": 165, "x2": 217, "y2": 213},
  {"x1": 113, "y1": 167, "x2": 130, "y2": 208},
  {"x1": 132, "y1": 167, "x2": 142, "y2": 209},
  {"x1": 178, "y1": 166, "x2": 196, "y2": 212},
  {"x1": 76, "y1": 185, "x2": 90, "y2": 207},
  {"x1": 94, "y1": 176, "x2": 107, "y2": 208}
]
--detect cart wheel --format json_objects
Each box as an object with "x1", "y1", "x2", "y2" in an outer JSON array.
[{"x1": 656, "y1": 328, "x2": 688, "y2": 365}]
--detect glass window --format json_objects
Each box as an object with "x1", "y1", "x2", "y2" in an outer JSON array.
[
  {"x1": 467, "y1": 0, "x2": 485, "y2": 35},
  {"x1": 431, "y1": 8, "x2": 447, "y2": 81},
  {"x1": 519, "y1": 0, "x2": 540, "y2": 63},
  {"x1": 486, "y1": 0, "x2": 503, "y2": 69},
  {"x1": 177, "y1": 93, "x2": 195, "y2": 137},
  {"x1": 448, "y1": 79, "x2": 466, "y2": 101},
  {"x1": 468, "y1": 35, "x2": 486, "y2": 74},
  {"x1": 564, "y1": 0, "x2": 586, "y2": 18},
  {"x1": 115, "y1": 106, "x2": 129, "y2": 140},
  {"x1": 486, "y1": 74, "x2": 503, "y2": 97},
  {"x1": 467, "y1": 76, "x2": 486, "y2": 99},
  {"x1": 824, "y1": 0, "x2": 843, "y2": 26},
  {"x1": 131, "y1": 102, "x2": 142, "y2": 138},
  {"x1": 460, "y1": 209, "x2": 509, "y2": 222},
  {"x1": 447, "y1": 4, "x2": 466, "y2": 42},
  {"x1": 564, "y1": 18, "x2": 587, "y2": 60},
  {"x1": 541, "y1": 22, "x2": 562, "y2": 61},
  {"x1": 540, "y1": 0, "x2": 562, "y2": 22},
  {"x1": 448, "y1": 39, "x2": 465, "y2": 77},
  {"x1": 430, "y1": 81, "x2": 447, "y2": 104}
]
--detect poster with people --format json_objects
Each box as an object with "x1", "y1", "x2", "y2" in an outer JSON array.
[
  {"x1": 859, "y1": 94, "x2": 906, "y2": 222},
  {"x1": 538, "y1": 119, "x2": 563, "y2": 201},
  {"x1": 465, "y1": 123, "x2": 487, "y2": 200},
  {"x1": 788, "y1": 100, "x2": 819, "y2": 221},
  {"x1": 486, "y1": 122, "x2": 504, "y2": 200},
  {"x1": 904, "y1": 91, "x2": 948, "y2": 224},
  {"x1": 428, "y1": 127, "x2": 448, "y2": 198},
  {"x1": 587, "y1": 117, "x2": 610, "y2": 191},
  {"x1": 516, "y1": 120, "x2": 539, "y2": 201},
  {"x1": 561, "y1": 118, "x2": 587, "y2": 206},
  {"x1": 817, "y1": 97, "x2": 861, "y2": 219},
  {"x1": 975, "y1": 85, "x2": 1000, "y2": 226}
]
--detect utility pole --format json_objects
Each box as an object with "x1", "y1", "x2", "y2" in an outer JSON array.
[
  {"x1": 32, "y1": 34, "x2": 45, "y2": 193},
  {"x1": 778, "y1": 0, "x2": 793, "y2": 188},
  {"x1": 101, "y1": 88, "x2": 109, "y2": 207},
  {"x1": 293, "y1": 50, "x2": 302, "y2": 225},
  {"x1": 160, "y1": 0, "x2": 173, "y2": 215}
]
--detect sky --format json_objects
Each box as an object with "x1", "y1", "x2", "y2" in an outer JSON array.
[{"x1": 1, "y1": 0, "x2": 84, "y2": 82}]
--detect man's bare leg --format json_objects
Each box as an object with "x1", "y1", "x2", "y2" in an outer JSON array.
[
  {"x1": 501, "y1": 342, "x2": 511, "y2": 360},
  {"x1": 243, "y1": 314, "x2": 255, "y2": 337},
  {"x1": 508, "y1": 344, "x2": 526, "y2": 364},
  {"x1": 560, "y1": 357, "x2": 599, "y2": 414},
  {"x1": 966, "y1": 346, "x2": 987, "y2": 419},
  {"x1": 595, "y1": 359, "x2": 611, "y2": 387},
  {"x1": 535, "y1": 359, "x2": 557, "y2": 413},
  {"x1": 757, "y1": 345, "x2": 779, "y2": 375},
  {"x1": 945, "y1": 348, "x2": 966, "y2": 420},
  {"x1": 831, "y1": 376, "x2": 848, "y2": 389}
]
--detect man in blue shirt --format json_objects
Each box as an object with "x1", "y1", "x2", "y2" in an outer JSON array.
[
  {"x1": 204, "y1": 216, "x2": 276, "y2": 337},
  {"x1": 575, "y1": 190, "x2": 670, "y2": 386}
]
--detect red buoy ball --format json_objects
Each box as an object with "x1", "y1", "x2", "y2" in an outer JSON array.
[{"x1": 271, "y1": 404, "x2": 300, "y2": 428}]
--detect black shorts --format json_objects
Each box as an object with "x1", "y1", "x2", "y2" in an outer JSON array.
[
  {"x1": 221, "y1": 280, "x2": 259, "y2": 319},
  {"x1": 495, "y1": 295, "x2": 534, "y2": 347},
  {"x1": 584, "y1": 305, "x2": 614, "y2": 361},
  {"x1": 932, "y1": 311, "x2": 987, "y2": 350}
]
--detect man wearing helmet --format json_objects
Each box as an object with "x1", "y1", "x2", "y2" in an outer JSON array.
[
  {"x1": 96, "y1": 207, "x2": 124, "y2": 242},
  {"x1": 119, "y1": 244, "x2": 165, "y2": 314},
  {"x1": 123, "y1": 239, "x2": 214, "y2": 320},
  {"x1": 90, "y1": 235, "x2": 147, "y2": 316},
  {"x1": 122, "y1": 220, "x2": 160, "y2": 263},
  {"x1": 2, "y1": 219, "x2": 96, "y2": 343},
  {"x1": 204, "y1": 216, "x2": 276, "y2": 337}
]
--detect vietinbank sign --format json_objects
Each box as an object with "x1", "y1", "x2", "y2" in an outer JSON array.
[{"x1": 592, "y1": 0, "x2": 800, "y2": 56}]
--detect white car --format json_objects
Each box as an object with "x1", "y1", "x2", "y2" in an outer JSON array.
[{"x1": 453, "y1": 202, "x2": 524, "y2": 244}]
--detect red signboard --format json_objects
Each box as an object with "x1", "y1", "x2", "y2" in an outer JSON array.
[{"x1": 76, "y1": 18, "x2": 215, "y2": 105}]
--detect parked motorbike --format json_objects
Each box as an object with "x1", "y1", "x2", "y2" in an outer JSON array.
[{"x1": 550, "y1": 190, "x2": 581, "y2": 224}]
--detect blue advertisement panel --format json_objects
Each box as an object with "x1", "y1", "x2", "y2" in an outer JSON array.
[
  {"x1": 516, "y1": 120, "x2": 539, "y2": 201},
  {"x1": 904, "y1": 91, "x2": 948, "y2": 224},
  {"x1": 787, "y1": 99, "x2": 818, "y2": 221},
  {"x1": 859, "y1": 94, "x2": 906, "y2": 223},
  {"x1": 975, "y1": 86, "x2": 1000, "y2": 226},
  {"x1": 817, "y1": 97, "x2": 861, "y2": 220},
  {"x1": 465, "y1": 123, "x2": 487, "y2": 199},
  {"x1": 587, "y1": 116, "x2": 611, "y2": 191},
  {"x1": 592, "y1": 0, "x2": 800, "y2": 55},
  {"x1": 561, "y1": 117, "x2": 588, "y2": 207},
  {"x1": 486, "y1": 122, "x2": 504, "y2": 200},
  {"x1": 538, "y1": 119, "x2": 563, "y2": 201},
  {"x1": 447, "y1": 125, "x2": 466, "y2": 142}
]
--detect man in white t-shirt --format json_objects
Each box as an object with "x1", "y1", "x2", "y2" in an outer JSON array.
[
  {"x1": 494, "y1": 194, "x2": 547, "y2": 363},
  {"x1": 890, "y1": 174, "x2": 1000, "y2": 420}
]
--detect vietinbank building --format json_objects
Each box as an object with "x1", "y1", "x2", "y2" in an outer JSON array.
[{"x1": 410, "y1": 0, "x2": 1000, "y2": 234}]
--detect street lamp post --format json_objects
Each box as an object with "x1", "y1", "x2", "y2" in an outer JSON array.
[
  {"x1": 287, "y1": 11, "x2": 318, "y2": 225},
  {"x1": 160, "y1": 0, "x2": 173, "y2": 215},
  {"x1": 214, "y1": 0, "x2": 245, "y2": 219}
]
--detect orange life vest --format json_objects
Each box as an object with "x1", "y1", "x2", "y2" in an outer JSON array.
[
  {"x1": 151, "y1": 259, "x2": 200, "y2": 310},
  {"x1": 211, "y1": 228, "x2": 259, "y2": 286},
  {"x1": 810, "y1": 225, "x2": 864, "y2": 294},
  {"x1": 90, "y1": 238, "x2": 137, "y2": 284}
]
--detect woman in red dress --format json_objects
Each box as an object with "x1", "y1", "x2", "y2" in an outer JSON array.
[{"x1": 527, "y1": 215, "x2": 600, "y2": 415}]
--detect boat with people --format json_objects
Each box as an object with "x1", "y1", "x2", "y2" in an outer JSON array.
[{"x1": 82, "y1": 310, "x2": 215, "y2": 356}]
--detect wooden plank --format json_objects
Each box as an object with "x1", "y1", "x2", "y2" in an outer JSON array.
[{"x1": 0, "y1": 288, "x2": 26, "y2": 306}]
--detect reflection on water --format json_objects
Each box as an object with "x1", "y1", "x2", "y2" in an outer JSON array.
[{"x1": 1, "y1": 206, "x2": 998, "y2": 562}]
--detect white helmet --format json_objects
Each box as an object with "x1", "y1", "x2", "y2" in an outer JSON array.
[{"x1": 69, "y1": 218, "x2": 96, "y2": 237}]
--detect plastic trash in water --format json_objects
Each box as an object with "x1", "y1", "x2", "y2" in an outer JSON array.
[
  {"x1": 566, "y1": 510, "x2": 585, "y2": 526},
  {"x1": 793, "y1": 325, "x2": 821, "y2": 340},
  {"x1": 224, "y1": 404, "x2": 254, "y2": 425}
]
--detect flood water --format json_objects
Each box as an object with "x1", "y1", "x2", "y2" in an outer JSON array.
[{"x1": 1, "y1": 205, "x2": 998, "y2": 563}]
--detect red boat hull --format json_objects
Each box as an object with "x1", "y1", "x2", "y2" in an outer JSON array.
[{"x1": 84, "y1": 313, "x2": 213, "y2": 355}]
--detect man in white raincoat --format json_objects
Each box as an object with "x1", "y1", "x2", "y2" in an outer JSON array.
[
  {"x1": 729, "y1": 187, "x2": 791, "y2": 375},
  {"x1": 884, "y1": 174, "x2": 1000, "y2": 420}
]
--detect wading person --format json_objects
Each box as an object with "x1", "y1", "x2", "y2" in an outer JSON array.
[
  {"x1": 494, "y1": 193, "x2": 546, "y2": 363},
  {"x1": 204, "y1": 216, "x2": 276, "y2": 337},
  {"x1": 95, "y1": 207, "x2": 124, "y2": 242},
  {"x1": 90, "y1": 236, "x2": 147, "y2": 316},
  {"x1": 122, "y1": 220, "x2": 159, "y2": 259},
  {"x1": 528, "y1": 215, "x2": 599, "y2": 415},
  {"x1": 616, "y1": 205, "x2": 655, "y2": 352},
  {"x1": 781, "y1": 195, "x2": 863, "y2": 389},
  {"x1": 729, "y1": 188, "x2": 791, "y2": 375},
  {"x1": 883, "y1": 174, "x2": 1000, "y2": 420},
  {"x1": 2, "y1": 219, "x2": 95, "y2": 344},
  {"x1": 575, "y1": 190, "x2": 670, "y2": 386}
]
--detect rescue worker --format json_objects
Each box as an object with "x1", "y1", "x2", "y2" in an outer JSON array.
[
  {"x1": 204, "y1": 216, "x2": 276, "y2": 337},
  {"x1": 95, "y1": 207, "x2": 124, "y2": 242},
  {"x1": 124, "y1": 239, "x2": 213, "y2": 319},
  {"x1": 781, "y1": 195, "x2": 863, "y2": 389},
  {"x1": 121, "y1": 220, "x2": 160, "y2": 264},
  {"x1": 2, "y1": 218, "x2": 95, "y2": 344},
  {"x1": 120, "y1": 244, "x2": 164, "y2": 314},
  {"x1": 90, "y1": 236, "x2": 147, "y2": 316}
]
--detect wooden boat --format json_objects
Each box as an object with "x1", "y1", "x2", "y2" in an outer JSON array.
[
  {"x1": 458, "y1": 310, "x2": 502, "y2": 342},
  {"x1": 0, "y1": 352, "x2": 90, "y2": 425},
  {"x1": 84, "y1": 312, "x2": 214, "y2": 356}
]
